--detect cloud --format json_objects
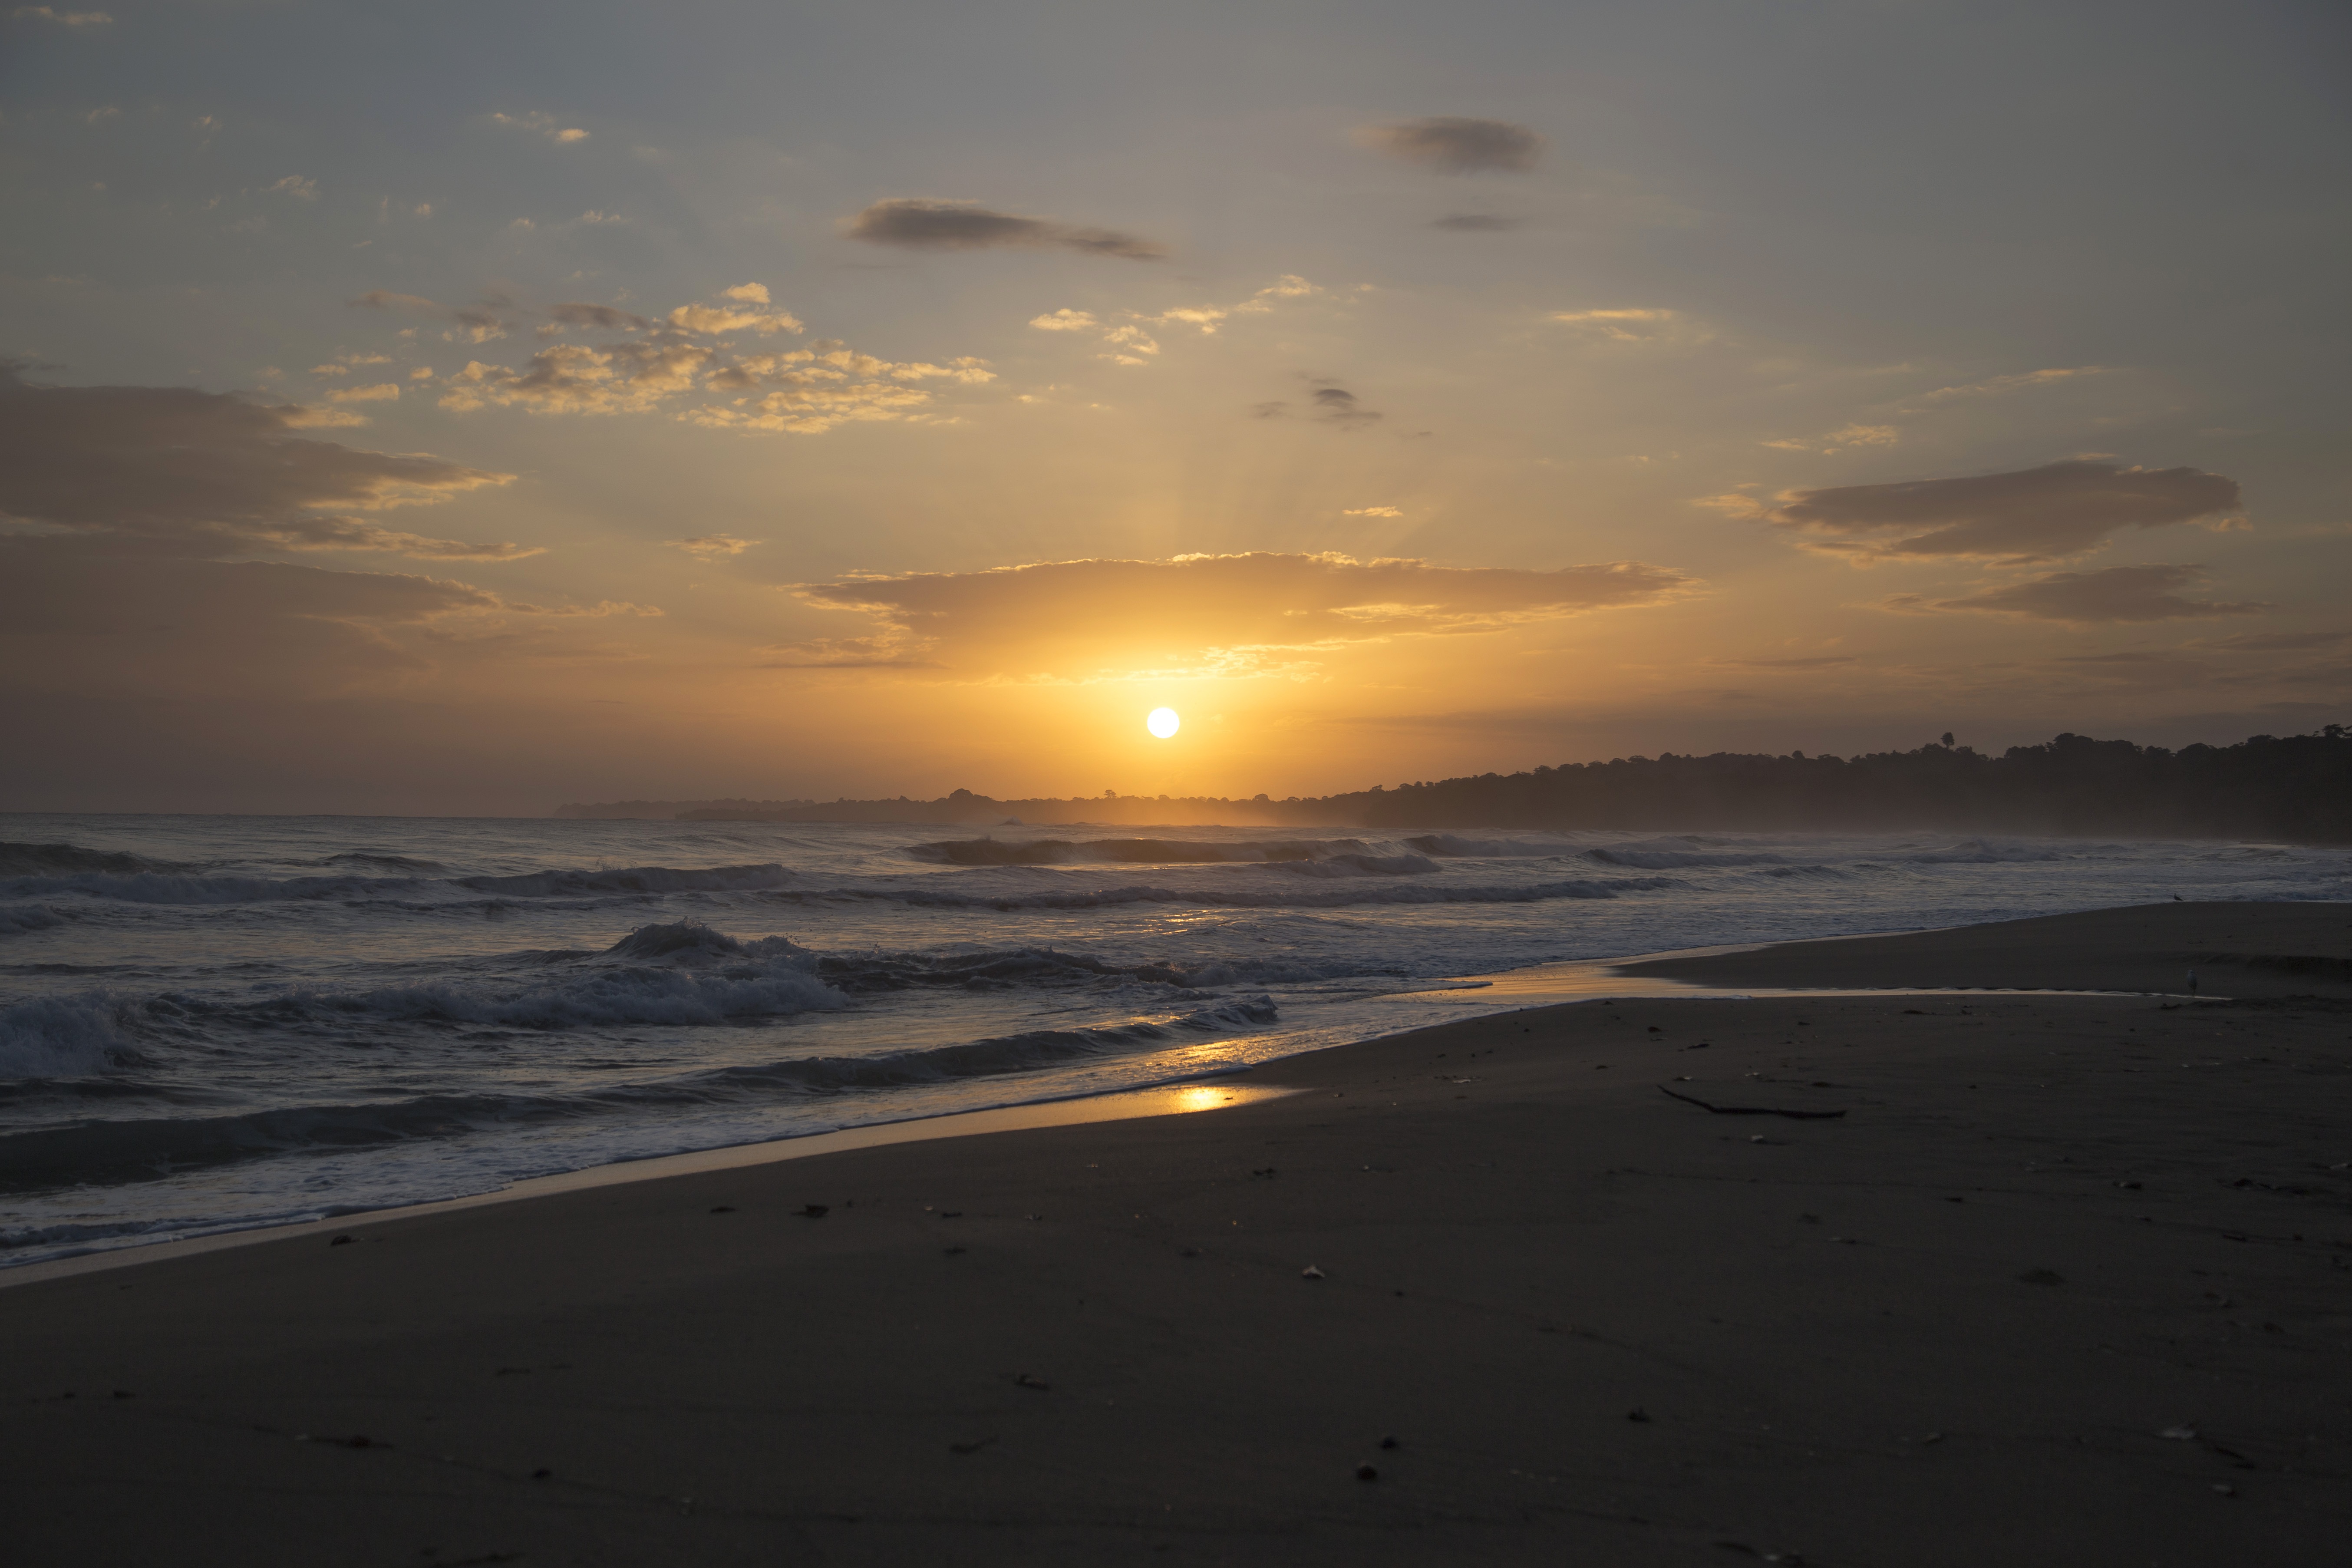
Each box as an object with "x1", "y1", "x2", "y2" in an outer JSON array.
[
  {"x1": 492, "y1": 111, "x2": 587, "y2": 144},
  {"x1": 1740, "y1": 459, "x2": 2244, "y2": 564},
  {"x1": 451, "y1": 307, "x2": 509, "y2": 343},
  {"x1": 0, "y1": 549, "x2": 505, "y2": 704},
  {"x1": 1906, "y1": 366, "x2": 2114, "y2": 406},
  {"x1": 310, "y1": 353, "x2": 390, "y2": 377},
  {"x1": 348, "y1": 293, "x2": 987, "y2": 434},
  {"x1": 0, "y1": 362, "x2": 518, "y2": 560},
  {"x1": 667, "y1": 533, "x2": 759, "y2": 560},
  {"x1": 1249, "y1": 381, "x2": 1384, "y2": 426},
  {"x1": 1548, "y1": 307, "x2": 1699, "y2": 344},
  {"x1": 350, "y1": 290, "x2": 441, "y2": 314},
  {"x1": 1310, "y1": 384, "x2": 1379, "y2": 427},
  {"x1": 665, "y1": 301, "x2": 804, "y2": 336},
  {"x1": 230, "y1": 518, "x2": 541, "y2": 560},
  {"x1": 758, "y1": 636, "x2": 942, "y2": 670},
  {"x1": 682, "y1": 345, "x2": 990, "y2": 431},
  {"x1": 12, "y1": 6, "x2": 113, "y2": 24},
  {"x1": 497, "y1": 598, "x2": 662, "y2": 617},
  {"x1": 1143, "y1": 277, "x2": 1323, "y2": 333},
  {"x1": 1759, "y1": 422, "x2": 1900, "y2": 456},
  {"x1": 548, "y1": 301, "x2": 651, "y2": 332},
  {"x1": 2196, "y1": 629, "x2": 2352, "y2": 654},
  {"x1": 1881, "y1": 564, "x2": 2270, "y2": 624},
  {"x1": 682, "y1": 379, "x2": 935, "y2": 435},
  {"x1": 1723, "y1": 655, "x2": 1858, "y2": 669},
  {"x1": 1431, "y1": 213, "x2": 1521, "y2": 231},
  {"x1": 441, "y1": 342, "x2": 714, "y2": 416},
  {"x1": 1343, "y1": 506, "x2": 1402, "y2": 517},
  {"x1": 1356, "y1": 117, "x2": 1543, "y2": 174},
  {"x1": 1029, "y1": 277, "x2": 1323, "y2": 363},
  {"x1": 842, "y1": 198, "x2": 1166, "y2": 261},
  {"x1": 324, "y1": 382, "x2": 400, "y2": 404},
  {"x1": 787, "y1": 551, "x2": 1695, "y2": 680},
  {"x1": 268, "y1": 175, "x2": 319, "y2": 201}
]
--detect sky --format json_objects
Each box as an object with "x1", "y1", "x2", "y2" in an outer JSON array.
[{"x1": 1, "y1": 0, "x2": 2346, "y2": 815}]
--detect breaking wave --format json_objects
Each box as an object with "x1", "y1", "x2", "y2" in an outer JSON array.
[
  {"x1": 1403, "y1": 834, "x2": 1573, "y2": 858},
  {"x1": 0, "y1": 922, "x2": 847, "y2": 1082},
  {"x1": 0, "y1": 995, "x2": 1279, "y2": 1199},
  {"x1": 0, "y1": 904, "x2": 76, "y2": 937},
  {"x1": 1904, "y1": 838, "x2": 2068, "y2": 865},
  {"x1": 0, "y1": 841, "x2": 178, "y2": 878},
  {"x1": 0, "y1": 994, "x2": 137, "y2": 1080}
]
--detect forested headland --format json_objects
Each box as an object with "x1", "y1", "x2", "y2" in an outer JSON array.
[{"x1": 554, "y1": 726, "x2": 2352, "y2": 842}]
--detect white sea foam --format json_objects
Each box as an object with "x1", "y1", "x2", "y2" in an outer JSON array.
[{"x1": 0, "y1": 993, "x2": 131, "y2": 1078}]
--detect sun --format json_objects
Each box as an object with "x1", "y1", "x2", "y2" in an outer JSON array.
[{"x1": 1146, "y1": 706, "x2": 1181, "y2": 739}]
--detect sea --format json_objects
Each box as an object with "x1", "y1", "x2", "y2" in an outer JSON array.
[{"x1": 4, "y1": 813, "x2": 2347, "y2": 1269}]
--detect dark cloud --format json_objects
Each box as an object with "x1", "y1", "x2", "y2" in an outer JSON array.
[
  {"x1": 549, "y1": 301, "x2": 652, "y2": 332},
  {"x1": 1250, "y1": 383, "x2": 1384, "y2": 427},
  {"x1": 1752, "y1": 459, "x2": 2242, "y2": 564},
  {"x1": 1310, "y1": 385, "x2": 1381, "y2": 426},
  {"x1": 0, "y1": 541, "x2": 501, "y2": 709},
  {"x1": 1356, "y1": 117, "x2": 1544, "y2": 174},
  {"x1": 1430, "y1": 213, "x2": 1522, "y2": 231},
  {"x1": 841, "y1": 198, "x2": 1166, "y2": 261},
  {"x1": 0, "y1": 363, "x2": 519, "y2": 559},
  {"x1": 1884, "y1": 564, "x2": 2270, "y2": 624},
  {"x1": 788, "y1": 551, "x2": 1695, "y2": 680}
]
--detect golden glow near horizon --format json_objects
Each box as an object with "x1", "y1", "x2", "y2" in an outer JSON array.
[
  {"x1": 0, "y1": 5, "x2": 2336, "y2": 815},
  {"x1": 1147, "y1": 707, "x2": 1182, "y2": 739}
]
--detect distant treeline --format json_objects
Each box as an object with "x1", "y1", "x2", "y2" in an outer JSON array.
[{"x1": 552, "y1": 726, "x2": 2352, "y2": 842}]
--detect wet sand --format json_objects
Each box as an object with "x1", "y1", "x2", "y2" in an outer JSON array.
[{"x1": 4, "y1": 901, "x2": 2348, "y2": 1565}]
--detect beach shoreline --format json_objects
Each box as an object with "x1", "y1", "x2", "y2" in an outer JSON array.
[
  {"x1": 5, "y1": 900, "x2": 2348, "y2": 1564},
  {"x1": 3, "y1": 904, "x2": 2253, "y2": 1286}
]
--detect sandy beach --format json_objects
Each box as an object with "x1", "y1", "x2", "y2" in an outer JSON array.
[{"x1": 5, "y1": 901, "x2": 2348, "y2": 1566}]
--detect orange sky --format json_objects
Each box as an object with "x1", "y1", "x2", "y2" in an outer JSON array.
[{"x1": 1, "y1": 2, "x2": 2345, "y2": 813}]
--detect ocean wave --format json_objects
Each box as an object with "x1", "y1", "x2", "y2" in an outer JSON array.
[
  {"x1": 0, "y1": 923, "x2": 844, "y2": 1080},
  {"x1": 311, "y1": 851, "x2": 449, "y2": 873},
  {"x1": 0, "y1": 994, "x2": 138, "y2": 1079},
  {"x1": 1265, "y1": 853, "x2": 1437, "y2": 878},
  {"x1": 908, "y1": 836, "x2": 1383, "y2": 866},
  {"x1": 453, "y1": 863, "x2": 798, "y2": 898},
  {"x1": 0, "y1": 904, "x2": 76, "y2": 937},
  {"x1": 1403, "y1": 834, "x2": 1572, "y2": 858},
  {"x1": 1580, "y1": 847, "x2": 1791, "y2": 869},
  {"x1": 268, "y1": 921, "x2": 842, "y2": 1033},
  {"x1": 0, "y1": 860, "x2": 799, "y2": 907},
  {"x1": 0, "y1": 996, "x2": 1279, "y2": 1199},
  {"x1": 1903, "y1": 838, "x2": 2066, "y2": 865},
  {"x1": 0, "y1": 841, "x2": 178, "y2": 878},
  {"x1": 772, "y1": 875, "x2": 1670, "y2": 911}
]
